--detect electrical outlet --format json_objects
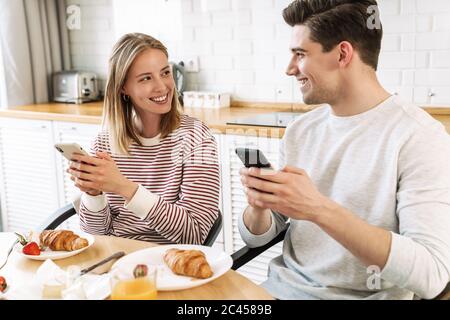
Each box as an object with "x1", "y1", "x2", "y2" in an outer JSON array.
[{"x1": 185, "y1": 56, "x2": 199, "y2": 73}]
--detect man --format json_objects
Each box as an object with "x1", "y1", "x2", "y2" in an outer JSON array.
[{"x1": 239, "y1": 0, "x2": 450, "y2": 300}]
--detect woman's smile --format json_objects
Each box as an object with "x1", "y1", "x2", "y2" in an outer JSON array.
[{"x1": 148, "y1": 93, "x2": 169, "y2": 105}]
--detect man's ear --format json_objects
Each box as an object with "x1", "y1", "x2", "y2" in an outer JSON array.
[{"x1": 338, "y1": 41, "x2": 354, "y2": 67}]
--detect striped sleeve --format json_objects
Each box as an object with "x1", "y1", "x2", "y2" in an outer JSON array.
[
  {"x1": 126, "y1": 135, "x2": 220, "y2": 245},
  {"x1": 79, "y1": 193, "x2": 113, "y2": 235}
]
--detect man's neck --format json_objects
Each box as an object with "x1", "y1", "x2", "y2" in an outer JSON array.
[{"x1": 330, "y1": 75, "x2": 392, "y2": 117}]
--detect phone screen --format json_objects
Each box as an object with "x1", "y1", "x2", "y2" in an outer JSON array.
[{"x1": 235, "y1": 148, "x2": 271, "y2": 168}]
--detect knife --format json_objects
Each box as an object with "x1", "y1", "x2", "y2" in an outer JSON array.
[{"x1": 79, "y1": 251, "x2": 125, "y2": 276}]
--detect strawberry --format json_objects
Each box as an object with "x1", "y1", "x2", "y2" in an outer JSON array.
[
  {"x1": 0, "y1": 276, "x2": 6, "y2": 293},
  {"x1": 133, "y1": 264, "x2": 148, "y2": 278},
  {"x1": 22, "y1": 241, "x2": 41, "y2": 256}
]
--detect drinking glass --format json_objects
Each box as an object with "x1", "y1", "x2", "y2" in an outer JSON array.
[{"x1": 110, "y1": 263, "x2": 157, "y2": 300}]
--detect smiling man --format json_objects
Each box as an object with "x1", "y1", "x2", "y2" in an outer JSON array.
[{"x1": 239, "y1": 0, "x2": 450, "y2": 300}]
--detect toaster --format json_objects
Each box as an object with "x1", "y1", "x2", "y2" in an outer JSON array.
[{"x1": 53, "y1": 71, "x2": 100, "y2": 103}]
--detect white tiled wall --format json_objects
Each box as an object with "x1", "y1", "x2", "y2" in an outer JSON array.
[
  {"x1": 377, "y1": 0, "x2": 450, "y2": 105},
  {"x1": 66, "y1": 0, "x2": 450, "y2": 106},
  {"x1": 66, "y1": 0, "x2": 115, "y2": 93}
]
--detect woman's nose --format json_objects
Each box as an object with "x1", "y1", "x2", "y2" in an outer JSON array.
[{"x1": 153, "y1": 76, "x2": 167, "y2": 92}]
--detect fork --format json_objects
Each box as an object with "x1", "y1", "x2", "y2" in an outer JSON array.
[{"x1": 0, "y1": 239, "x2": 19, "y2": 270}]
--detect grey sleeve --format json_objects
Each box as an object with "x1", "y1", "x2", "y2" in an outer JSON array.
[
  {"x1": 380, "y1": 125, "x2": 450, "y2": 299},
  {"x1": 238, "y1": 210, "x2": 288, "y2": 248}
]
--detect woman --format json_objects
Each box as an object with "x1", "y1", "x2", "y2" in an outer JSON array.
[{"x1": 68, "y1": 33, "x2": 220, "y2": 245}]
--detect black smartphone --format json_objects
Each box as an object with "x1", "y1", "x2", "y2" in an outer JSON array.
[{"x1": 235, "y1": 148, "x2": 272, "y2": 168}]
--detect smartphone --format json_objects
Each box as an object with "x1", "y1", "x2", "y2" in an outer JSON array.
[
  {"x1": 54, "y1": 143, "x2": 89, "y2": 161},
  {"x1": 235, "y1": 148, "x2": 272, "y2": 168}
]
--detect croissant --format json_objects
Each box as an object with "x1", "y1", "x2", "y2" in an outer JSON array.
[
  {"x1": 39, "y1": 230, "x2": 89, "y2": 251},
  {"x1": 163, "y1": 249, "x2": 213, "y2": 279}
]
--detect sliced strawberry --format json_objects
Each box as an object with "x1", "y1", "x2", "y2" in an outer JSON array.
[
  {"x1": 0, "y1": 276, "x2": 7, "y2": 293},
  {"x1": 22, "y1": 241, "x2": 41, "y2": 256}
]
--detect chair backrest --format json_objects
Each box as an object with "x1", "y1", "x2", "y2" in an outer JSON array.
[
  {"x1": 39, "y1": 203, "x2": 77, "y2": 231},
  {"x1": 203, "y1": 210, "x2": 223, "y2": 247},
  {"x1": 72, "y1": 193, "x2": 82, "y2": 214},
  {"x1": 41, "y1": 204, "x2": 223, "y2": 247}
]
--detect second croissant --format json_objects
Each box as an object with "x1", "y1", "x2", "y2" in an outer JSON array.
[{"x1": 163, "y1": 248, "x2": 213, "y2": 279}]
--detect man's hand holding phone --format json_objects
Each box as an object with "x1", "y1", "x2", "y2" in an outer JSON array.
[
  {"x1": 236, "y1": 148, "x2": 277, "y2": 235},
  {"x1": 235, "y1": 148, "x2": 276, "y2": 196},
  {"x1": 236, "y1": 147, "x2": 332, "y2": 227}
]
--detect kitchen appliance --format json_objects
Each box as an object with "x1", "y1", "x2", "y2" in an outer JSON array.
[
  {"x1": 226, "y1": 112, "x2": 303, "y2": 128},
  {"x1": 170, "y1": 61, "x2": 186, "y2": 105},
  {"x1": 170, "y1": 61, "x2": 186, "y2": 93},
  {"x1": 183, "y1": 91, "x2": 230, "y2": 109},
  {"x1": 52, "y1": 71, "x2": 100, "y2": 104}
]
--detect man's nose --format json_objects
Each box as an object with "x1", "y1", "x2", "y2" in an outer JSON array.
[{"x1": 286, "y1": 58, "x2": 298, "y2": 77}]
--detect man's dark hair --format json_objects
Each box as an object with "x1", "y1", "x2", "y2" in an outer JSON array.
[{"x1": 283, "y1": 0, "x2": 382, "y2": 70}]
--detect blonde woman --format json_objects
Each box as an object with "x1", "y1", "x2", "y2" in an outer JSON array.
[{"x1": 67, "y1": 33, "x2": 220, "y2": 245}]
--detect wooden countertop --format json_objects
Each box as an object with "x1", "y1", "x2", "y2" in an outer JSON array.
[
  {"x1": 1, "y1": 101, "x2": 449, "y2": 136},
  {"x1": 0, "y1": 102, "x2": 289, "y2": 138}
]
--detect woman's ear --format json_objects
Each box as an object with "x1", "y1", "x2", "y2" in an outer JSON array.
[{"x1": 338, "y1": 41, "x2": 354, "y2": 68}]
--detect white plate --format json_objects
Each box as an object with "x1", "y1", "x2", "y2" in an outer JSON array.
[
  {"x1": 110, "y1": 244, "x2": 232, "y2": 291},
  {"x1": 14, "y1": 232, "x2": 94, "y2": 261}
]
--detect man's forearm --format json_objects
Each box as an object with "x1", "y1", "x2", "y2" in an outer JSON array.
[
  {"x1": 243, "y1": 206, "x2": 273, "y2": 235},
  {"x1": 314, "y1": 200, "x2": 392, "y2": 269}
]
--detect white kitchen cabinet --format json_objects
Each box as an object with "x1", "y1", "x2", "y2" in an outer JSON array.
[
  {"x1": 0, "y1": 118, "x2": 60, "y2": 234},
  {"x1": 220, "y1": 134, "x2": 283, "y2": 284},
  {"x1": 53, "y1": 122, "x2": 100, "y2": 231}
]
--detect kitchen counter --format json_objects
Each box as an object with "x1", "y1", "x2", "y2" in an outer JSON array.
[
  {"x1": 1, "y1": 101, "x2": 449, "y2": 136},
  {"x1": 0, "y1": 102, "x2": 290, "y2": 138}
]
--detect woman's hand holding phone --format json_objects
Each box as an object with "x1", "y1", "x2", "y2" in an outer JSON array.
[
  {"x1": 68, "y1": 151, "x2": 138, "y2": 201},
  {"x1": 67, "y1": 152, "x2": 102, "y2": 196}
]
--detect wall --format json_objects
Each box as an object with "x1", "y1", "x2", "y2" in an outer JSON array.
[
  {"x1": 377, "y1": 0, "x2": 450, "y2": 106},
  {"x1": 66, "y1": 0, "x2": 115, "y2": 92},
  {"x1": 66, "y1": 0, "x2": 450, "y2": 106}
]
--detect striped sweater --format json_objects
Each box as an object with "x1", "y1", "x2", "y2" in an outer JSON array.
[{"x1": 79, "y1": 115, "x2": 220, "y2": 245}]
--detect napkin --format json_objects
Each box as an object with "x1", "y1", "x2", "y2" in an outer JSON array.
[{"x1": 5, "y1": 259, "x2": 111, "y2": 300}]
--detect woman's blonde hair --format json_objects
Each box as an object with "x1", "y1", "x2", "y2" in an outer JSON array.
[{"x1": 102, "y1": 33, "x2": 181, "y2": 154}]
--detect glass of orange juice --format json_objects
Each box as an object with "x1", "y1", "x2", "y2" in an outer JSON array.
[{"x1": 110, "y1": 263, "x2": 158, "y2": 300}]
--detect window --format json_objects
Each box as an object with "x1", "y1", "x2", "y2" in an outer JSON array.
[{"x1": 0, "y1": 36, "x2": 7, "y2": 109}]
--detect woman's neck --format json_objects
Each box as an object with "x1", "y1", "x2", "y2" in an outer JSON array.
[{"x1": 137, "y1": 112, "x2": 162, "y2": 138}]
